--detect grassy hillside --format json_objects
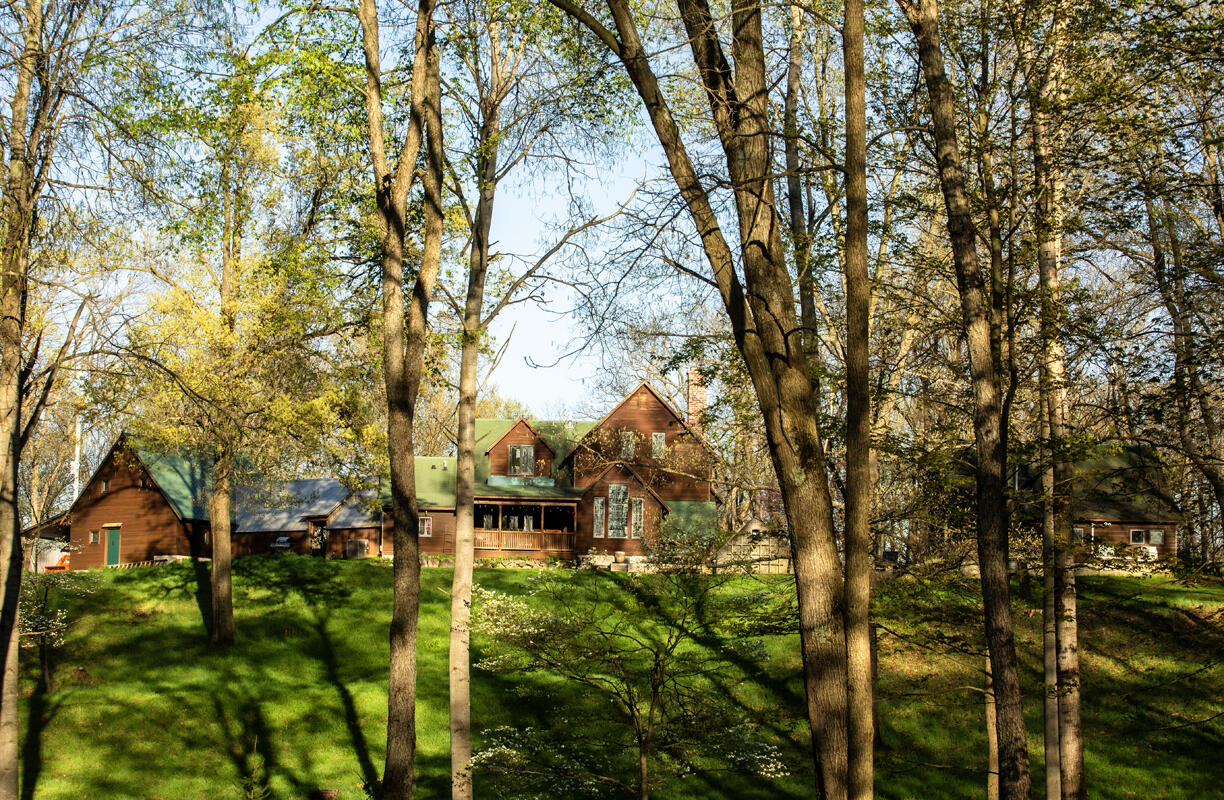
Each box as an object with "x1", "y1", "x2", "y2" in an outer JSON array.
[{"x1": 17, "y1": 557, "x2": 1224, "y2": 799}]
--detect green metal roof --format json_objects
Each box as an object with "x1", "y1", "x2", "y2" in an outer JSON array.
[
  {"x1": 415, "y1": 457, "x2": 457, "y2": 508},
  {"x1": 665, "y1": 500, "x2": 719, "y2": 533},
  {"x1": 131, "y1": 445, "x2": 212, "y2": 521},
  {"x1": 472, "y1": 418, "x2": 596, "y2": 483}
]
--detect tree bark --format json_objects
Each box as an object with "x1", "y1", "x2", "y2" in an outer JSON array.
[
  {"x1": 842, "y1": 0, "x2": 874, "y2": 796},
  {"x1": 450, "y1": 104, "x2": 500, "y2": 800},
  {"x1": 208, "y1": 449, "x2": 236, "y2": 647},
  {"x1": 0, "y1": 2, "x2": 42, "y2": 795},
  {"x1": 1041, "y1": 399, "x2": 1061, "y2": 800},
  {"x1": 1026, "y1": 8, "x2": 1084, "y2": 790},
  {"x1": 548, "y1": 1, "x2": 850, "y2": 795},
  {"x1": 358, "y1": 0, "x2": 444, "y2": 795},
  {"x1": 896, "y1": 1, "x2": 1032, "y2": 796}
]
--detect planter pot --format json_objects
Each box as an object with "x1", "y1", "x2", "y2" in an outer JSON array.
[{"x1": 614, "y1": 550, "x2": 626, "y2": 563}]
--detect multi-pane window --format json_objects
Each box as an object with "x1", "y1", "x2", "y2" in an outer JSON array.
[
  {"x1": 508, "y1": 445, "x2": 535, "y2": 476},
  {"x1": 608, "y1": 484, "x2": 629, "y2": 538},
  {"x1": 419, "y1": 517, "x2": 432, "y2": 538},
  {"x1": 632, "y1": 497, "x2": 644, "y2": 539},
  {"x1": 651, "y1": 432, "x2": 666, "y2": 458},
  {"x1": 593, "y1": 498, "x2": 605, "y2": 538},
  {"x1": 1148, "y1": 529, "x2": 1165, "y2": 546},
  {"x1": 1072, "y1": 527, "x2": 1084, "y2": 543},
  {"x1": 89, "y1": 530, "x2": 99, "y2": 545},
  {"x1": 1130, "y1": 529, "x2": 1146, "y2": 545},
  {"x1": 619, "y1": 431, "x2": 634, "y2": 459}
]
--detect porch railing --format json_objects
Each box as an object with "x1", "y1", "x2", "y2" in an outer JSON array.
[{"x1": 474, "y1": 529, "x2": 575, "y2": 552}]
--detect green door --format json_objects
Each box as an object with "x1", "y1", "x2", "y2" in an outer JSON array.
[{"x1": 105, "y1": 527, "x2": 120, "y2": 566}]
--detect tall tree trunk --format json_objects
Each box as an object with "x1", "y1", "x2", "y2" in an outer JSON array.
[
  {"x1": 549, "y1": 1, "x2": 850, "y2": 794},
  {"x1": 895, "y1": 1, "x2": 1032, "y2": 796},
  {"x1": 784, "y1": 5, "x2": 816, "y2": 357},
  {"x1": 1041, "y1": 399, "x2": 1061, "y2": 800},
  {"x1": 1028, "y1": 21, "x2": 1084, "y2": 796},
  {"x1": 450, "y1": 106, "x2": 500, "y2": 800},
  {"x1": 842, "y1": 0, "x2": 874, "y2": 796},
  {"x1": 208, "y1": 449, "x2": 236, "y2": 647},
  {"x1": 986, "y1": 654, "x2": 999, "y2": 800},
  {"x1": 0, "y1": 2, "x2": 42, "y2": 795},
  {"x1": 359, "y1": 0, "x2": 444, "y2": 794}
]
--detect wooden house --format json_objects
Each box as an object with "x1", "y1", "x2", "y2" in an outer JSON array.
[
  {"x1": 29, "y1": 384, "x2": 720, "y2": 569},
  {"x1": 326, "y1": 383, "x2": 720, "y2": 560}
]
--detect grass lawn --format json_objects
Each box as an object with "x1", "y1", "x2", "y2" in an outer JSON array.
[{"x1": 17, "y1": 557, "x2": 1224, "y2": 799}]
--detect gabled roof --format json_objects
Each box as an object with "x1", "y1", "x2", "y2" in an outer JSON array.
[
  {"x1": 127, "y1": 441, "x2": 213, "y2": 522},
  {"x1": 1014, "y1": 444, "x2": 1182, "y2": 525},
  {"x1": 566, "y1": 383, "x2": 714, "y2": 462},
  {"x1": 233, "y1": 478, "x2": 349, "y2": 533},
  {"x1": 483, "y1": 417, "x2": 557, "y2": 456},
  {"x1": 587, "y1": 462, "x2": 672, "y2": 512},
  {"x1": 474, "y1": 418, "x2": 595, "y2": 483}
]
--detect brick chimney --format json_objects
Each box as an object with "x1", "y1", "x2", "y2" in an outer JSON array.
[{"x1": 686, "y1": 367, "x2": 706, "y2": 431}]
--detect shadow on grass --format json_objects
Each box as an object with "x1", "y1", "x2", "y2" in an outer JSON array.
[
  {"x1": 20, "y1": 687, "x2": 59, "y2": 800},
  {"x1": 311, "y1": 608, "x2": 379, "y2": 791}
]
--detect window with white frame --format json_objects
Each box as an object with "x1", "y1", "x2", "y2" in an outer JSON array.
[
  {"x1": 1130, "y1": 529, "x2": 1146, "y2": 545},
  {"x1": 608, "y1": 484, "x2": 629, "y2": 538},
  {"x1": 508, "y1": 445, "x2": 535, "y2": 476},
  {"x1": 419, "y1": 517, "x2": 432, "y2": 538},
  {"x1": 1148, "y1": 529, "x2": 1165, "y2": 546},
  {"x1": 632, "y1": 497, "x2": 644, "y2": 539},
  {"x1": 593, "y1": 498, "x2": 605, "y2": 538},
  {"x1": 620, "y1": 431, "x2": 634, "y2": 459},
  {"x1": 651, "y1": 432, "x2": 666, "y2": 458}
]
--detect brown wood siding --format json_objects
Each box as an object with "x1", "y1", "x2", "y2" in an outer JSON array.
[
  {"x1": 487, "y1": 420, "x2": 554, "y2": 477},
  {"x1": 233, "y1": 531, "x2": 309, "y2": 557},
  {"x1": 66, "y1": 448, "x2": 201, "y2": 569},
  {"x1": 575, "y1": 465, "x2": 665, "y2": 557},
  {"x1": 1077, "y1": 520, "x2": 1179, "y2": 559},
  {"x1": 571, "y1": 385, "x2": 712, "y2": 502},
  {"x1": 325, "y1": 510, "x2": 457, "y2": 558}
]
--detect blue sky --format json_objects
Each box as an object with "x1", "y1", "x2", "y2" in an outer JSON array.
[{"x1": 481, "y1": 160, "x2": 649, "y2": 417}]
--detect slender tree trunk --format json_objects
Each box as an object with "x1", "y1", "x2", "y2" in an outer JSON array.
[
  {"x1": 784, "y1": 5, "x2": 816, "y2": 357},
  {"x1": 0, "y1": 3, "x2": 42, "y2": 794},
  {"x1": 450, "y1": 107, "x2": 500, "y2": 800},
  {"x1": 896, "y1": 1, "x2": 1031, "y2": 796},
  {"x1": 842, "y1": 0, "x2": 874, "y2": 796},
  {"x1": 986, "y1": 654, "x2": 999, "y2": 800},
  {"x1": 208, "y1": 450, "x2": 236, "y2": 647},
  {"x1": 371, "y1": 0, "x2": 444, "y2": 793},
  {"x1": 1024, "y1": 10, "x2": 1084, "y2": 792},
  {"x1": 549, "y1": 2, "x2": 850, "y2": 794},
  {"x1": 1041, "y1": 400, "x2": 1061, "y2": 800}
]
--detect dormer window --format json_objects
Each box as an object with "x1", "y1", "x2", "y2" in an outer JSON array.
[
  {"x1": 509, "y1": 445, "x2": 534, "y2": 476},
  {"x1": 620, "y1": 431, "x2": 634, "y2": 459}
]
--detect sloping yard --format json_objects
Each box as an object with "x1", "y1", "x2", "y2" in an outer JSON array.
[{"x1": 17, "y1": 557, "x2": 1224, "y2": 799}]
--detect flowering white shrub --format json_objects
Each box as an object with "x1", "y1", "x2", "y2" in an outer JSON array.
[{"x1": 470, "y1": 570, "x2": 791, "y2": 797}]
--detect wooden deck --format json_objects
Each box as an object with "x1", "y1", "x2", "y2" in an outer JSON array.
[{"x1": 474, "y1": 528, "x2": 575, "y2": 553}]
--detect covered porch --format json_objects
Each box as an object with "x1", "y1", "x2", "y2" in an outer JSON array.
[{"x1": 474, "y1": 501, "x2": 577, "y2": 554}]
